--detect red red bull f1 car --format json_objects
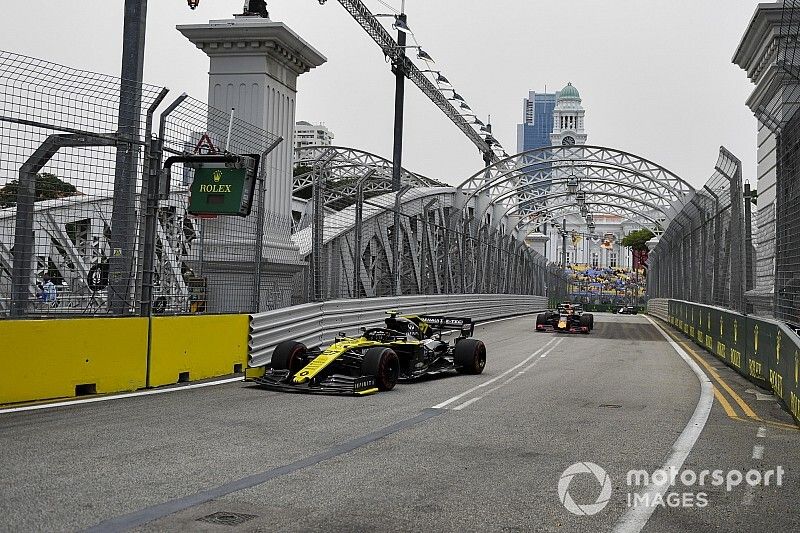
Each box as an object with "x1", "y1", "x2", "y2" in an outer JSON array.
[{"x1": 536, "y1": 303, "x2": 594, "y2": 334}]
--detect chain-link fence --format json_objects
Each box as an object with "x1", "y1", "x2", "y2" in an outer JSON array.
[
  {"x1": 0, "y1": 50, "x2": 564, "y2": 319},
  {"x1": 647, "y1": 147, "x2": 753, "y2": 313},
  {"x1": 157, "y1": 95, "x2": 288, "y2": 314},
  {"x1": 0, "y1": 51, "x2": 287, "y2": 318},
  {"x1": 0, "y1": 50, "x2": 166, "y2": 317}
]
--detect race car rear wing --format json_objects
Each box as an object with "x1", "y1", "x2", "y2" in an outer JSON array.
[{"x1": 419, "y1": 315, "x2": 474, "y2": 338}]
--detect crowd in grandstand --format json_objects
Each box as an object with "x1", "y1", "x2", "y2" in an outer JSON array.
[{"x1": 565, "y1": 264, "x2": 644, "y2": 304}]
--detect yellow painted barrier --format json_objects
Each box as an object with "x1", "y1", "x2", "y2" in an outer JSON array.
[
  {"x1": 0, "y1": 317, "x2": 148, "y2": 404},
  {"x1": 148, "y1": 314, "x2": 248, "y2": 387}
]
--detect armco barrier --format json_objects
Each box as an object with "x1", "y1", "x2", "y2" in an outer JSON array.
[
  {"x1": 148, "y1": 314, "x2": 249, "y2": 387},
  {"x1": 0, "y1": 317, "x2": 148, "y2": 404},
  {"x1": 248, "y1": 294, "x2": 547, "y2": 368},
  {"x1": 648, "y1": 298, "x2": 800, "y2": 426}
]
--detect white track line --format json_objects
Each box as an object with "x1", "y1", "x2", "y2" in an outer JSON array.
[
  {"x1": 432, "y1": 337, "x2": 560, "y2": 409},
  {"x1": 482, "y1": 342, "x2": 562, "y2": 397},
  {"x1": 0, "y1": 376, "x2": 243, "y2": 415},
  {"x1": 752, "y1": 445, "x2": 764, "y2": 460},
  {"x1": 452, "y1": 397, "x2": 483, "y2": 411},
  {"x1": 613, "y1": 316, "x2": 714, "y2": 533}
]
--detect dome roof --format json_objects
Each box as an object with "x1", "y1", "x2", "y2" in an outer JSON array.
[{"x1": 558, "y1": 82, "x2": 580, "y2": 100}]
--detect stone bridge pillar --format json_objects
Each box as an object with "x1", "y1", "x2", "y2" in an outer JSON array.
[{"x1": 178, "y1": 12, "x2": 326, "y2": 311}]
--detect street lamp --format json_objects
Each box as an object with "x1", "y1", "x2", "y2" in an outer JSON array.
[
  {"x1": 566, "y1": 174, "x2": 578, "y2": 195},
  {"x1": 576, "y1": 190, "x2": 586, "y2": 207},
  {"x1": 580, "y1": 204, "x2": 589, "y2": 216}
]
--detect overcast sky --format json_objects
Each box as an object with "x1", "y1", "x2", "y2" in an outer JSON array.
[{"x1": 2, "y1": 0, "x2": 761, "y2": 189}]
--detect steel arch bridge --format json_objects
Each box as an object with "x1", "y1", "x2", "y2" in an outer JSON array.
[
  {"x1": 294, "y1": 144, "x2": 695, "y2": 301},
  {"x1": 456, "y1": 145, "x2": 695, "y2": 235}
]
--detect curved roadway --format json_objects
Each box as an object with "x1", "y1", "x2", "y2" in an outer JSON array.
[{"x1": 0, "y1": 314, "x2": 798, "y2": 532}]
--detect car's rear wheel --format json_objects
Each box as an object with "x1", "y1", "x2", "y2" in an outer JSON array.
[
  {"x1": 579, "y1": 314, "x2": 592, "y2": 333},
  {"x1": 271, "y1": 340, "x2": 307, "y2": 376},
  {"x1": 455, "y1": 338, "x2": 486, "y2": 374},
  {"x1": 362, "y1": 347, "x2": 400, "y2": 391}
]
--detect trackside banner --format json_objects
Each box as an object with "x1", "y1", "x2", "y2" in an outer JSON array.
[{"x1": 666, "y1": 300, "x2": 799, "y2": 425}]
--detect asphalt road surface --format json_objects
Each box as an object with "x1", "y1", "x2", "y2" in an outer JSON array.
[{"x1": 1, "y1": 313, "x2": 798, "y2": 532}]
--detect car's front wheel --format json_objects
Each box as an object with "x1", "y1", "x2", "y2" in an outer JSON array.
[
  {"x1": 455, "y1": 339, "x2": 486, "y2": 374},
  {"x1": 271, "y1": 340, "x2": 308, "y2": 376},
  {"x1": 362, "y1": 347, "x2": 400, "y2": 391}
]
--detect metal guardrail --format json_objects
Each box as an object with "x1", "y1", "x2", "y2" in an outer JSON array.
[{"x1": 248, "y1": 293, "x2": 547, "y2": 367}]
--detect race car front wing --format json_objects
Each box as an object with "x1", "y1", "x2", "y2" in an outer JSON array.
[{"x1": 253, "y1": 369, "x2": 379, "y2": 396}]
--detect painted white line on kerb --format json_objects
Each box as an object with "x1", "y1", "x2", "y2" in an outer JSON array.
[
  {"x1": 0, "y1": 376, "x2": 244, "y2": 415},
  {"x1": 752, "y1": 445, "x2": 764, "y2": 460},
  {"x1": 432, "y1": 337, "x2": 559, "y2": 409},
  {"x1": 757, "y1": 426, "x2": 767, "y2": 438},
  {"x1": 613, "y1": 316, "x2": 714, "y2": 533}
]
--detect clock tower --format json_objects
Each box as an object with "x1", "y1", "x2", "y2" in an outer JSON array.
[{"x1": 550, "y1": 82, "x2": 587, "y2": 146}]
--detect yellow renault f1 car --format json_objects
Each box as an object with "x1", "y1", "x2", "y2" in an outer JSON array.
[{"x1": 252, "y1": 312, "x2": 486, "y2": 395}]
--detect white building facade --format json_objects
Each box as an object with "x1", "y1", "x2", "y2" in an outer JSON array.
[
  {"x1": 527, "y1": 82, "x2": 635, "y2": 269},
  {"x1": 294, "y1": 121, "x2": 334, "y2": 150}
]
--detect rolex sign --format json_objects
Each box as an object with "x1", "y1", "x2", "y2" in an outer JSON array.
[{"x1": 187, "y1": 155, "x2": 259, "y2": 216}]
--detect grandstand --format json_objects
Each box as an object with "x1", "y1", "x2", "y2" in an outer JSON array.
[{"x1": 565, "y1": 263, "x2": 645, "y2": 306}]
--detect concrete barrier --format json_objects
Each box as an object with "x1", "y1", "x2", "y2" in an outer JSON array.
[
  {"x1": 148, "y1": 314, "x2": 249, "y2": 387},
  {"x1": 0, "y1": 317, "x2": 148, "y2": 404}
]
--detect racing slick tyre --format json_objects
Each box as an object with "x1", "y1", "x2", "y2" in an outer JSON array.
[
  {"x1": 362, "y1": 347, "x2": 400, "y2": 391},
  {"x1": 455, "y1": 338, "x2": 486, "y2": 374},
  {"x1": 535, "y1": 314, "x2": 547, "y2": 331},
  {"x1": 579, "y1": 314, "x2": 592, "y2": 333},
  {"x1": 271, "y1": 340, "x2": 308, "y2": 376},
  {"x1": 586, "y1": 313, "x2": 594, "y2": 330}
]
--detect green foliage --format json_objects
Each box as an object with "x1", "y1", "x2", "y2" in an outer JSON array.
[
  {"x1": 621, "y1": 228, "x2": 655, "y2": 252},
  {"x1": 0, "y1": 173, "x2": 79, "y2": 208}
]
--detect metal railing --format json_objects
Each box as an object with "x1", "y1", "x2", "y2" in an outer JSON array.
[{"x1": 249, "y1": 293, "x2": 548, "y2": 366}]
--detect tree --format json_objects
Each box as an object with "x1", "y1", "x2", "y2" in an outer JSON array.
[
  {"x1": 0, "y1": 173, "x2": 79, "y2": 208},
  {"x1": 621, "y1": 228, "x2": 655, "y2": 271},
  {"x1": 621, "y1": 228, "x2": 655, "y2": 252}
]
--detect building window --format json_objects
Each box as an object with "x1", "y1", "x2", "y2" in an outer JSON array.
[
  {"x1": 610, "y1": 252, "x2": 618, "y2": 268},
  {"x1": 591, "y1": 252, "x2": 599, "y2": 268}
]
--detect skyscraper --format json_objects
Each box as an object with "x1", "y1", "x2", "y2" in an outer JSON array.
[{"x1": 517, "y1": 91, "x2": 556, "y2": 153}]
